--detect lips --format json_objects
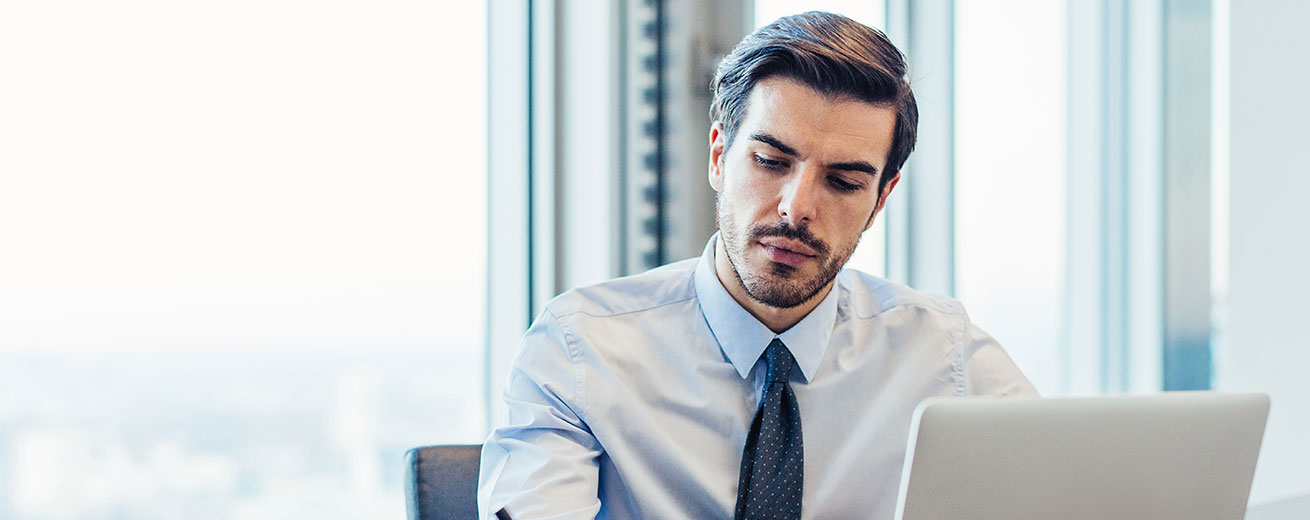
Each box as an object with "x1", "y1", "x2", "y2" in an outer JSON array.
[
  {"x1": 758, "y1": 238, "x2": 816, "y2": 267},
  {"x1": 759, "y1": 236, "x2": 816, "y2": 256}
]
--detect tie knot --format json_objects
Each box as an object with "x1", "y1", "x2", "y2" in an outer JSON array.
[{"x1": 765, "y1": 338, "x2": 796, "y2": 385}]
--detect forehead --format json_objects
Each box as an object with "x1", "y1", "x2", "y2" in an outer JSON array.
[{"x1": 736, "y1": 77, "x2": 897, "y2": 167}]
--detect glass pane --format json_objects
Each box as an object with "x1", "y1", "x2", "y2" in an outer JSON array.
[
  {"x1": 0, "y1": 1, "x2": 488, "y2": 518},
  {"x1": 753, "y1": 1, "x2": 888, "y2": 276},
  {"x1": 954, "y1": 0, "x2": 1066, "y2": 394}
]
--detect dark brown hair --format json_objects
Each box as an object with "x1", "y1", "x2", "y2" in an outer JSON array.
[{"x1": 710, "y1": 11, "x2": 918, "y2": 192}]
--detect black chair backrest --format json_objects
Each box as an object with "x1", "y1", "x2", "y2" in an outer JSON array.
[{"x1": 404, "y1": 444, "x2": 482, "y2": 520}]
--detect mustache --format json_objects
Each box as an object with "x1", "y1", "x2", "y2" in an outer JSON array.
[{"x1": 748, "y1": 220, "x2": 830, "y2": 257}]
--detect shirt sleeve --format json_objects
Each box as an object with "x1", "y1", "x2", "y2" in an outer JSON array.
[
  {"x1": 477, "y1": 309, "x2": 604, "y2": 520},
  {"x1": 953, "y1": 302, "x2": 1041, "y2": 398}
]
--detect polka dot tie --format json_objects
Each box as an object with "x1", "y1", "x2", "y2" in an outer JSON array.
[{"x1": 734, "y1": 338, "x2": 803, "y2": 520}]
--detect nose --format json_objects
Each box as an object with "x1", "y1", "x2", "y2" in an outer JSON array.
[{"x1": 777, "y1": 168, "x2": 821, "y2": 225}]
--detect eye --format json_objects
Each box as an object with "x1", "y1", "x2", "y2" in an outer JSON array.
[
  {"x1": 752, "y1": 154, "x2": 788, "y2": 171},
  {"x1": 828, "y1": 176, "x2": 862, "y2": 193}
]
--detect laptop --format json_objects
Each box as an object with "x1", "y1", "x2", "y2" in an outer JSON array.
[{"x1": 893, "y1": 392, "x2": 1270, "y2": 520}]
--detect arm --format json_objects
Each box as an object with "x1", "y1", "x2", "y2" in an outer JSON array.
[
  {"x1": 478, "y1": 310, "x2": 603, "y2": 519},
  {"x1": 952, "y1": 302, "x2": 1041, "y2": 398}
]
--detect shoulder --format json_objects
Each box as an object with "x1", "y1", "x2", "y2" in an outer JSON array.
[
  {"x1": 838, "y1": 268, "x2": 966, "y2": 321},
  {"x1": 543, "y1": 257, "x2": 700, "y2": 320}
]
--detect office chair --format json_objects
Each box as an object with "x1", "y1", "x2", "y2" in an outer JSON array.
[{"x1": 404, "y1": 444, "x2": 482, "y2": 520}]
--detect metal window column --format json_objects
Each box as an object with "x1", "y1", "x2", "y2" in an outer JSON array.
[{"x1": 884, "y1": 0, "x2": 956, "y2": 296}]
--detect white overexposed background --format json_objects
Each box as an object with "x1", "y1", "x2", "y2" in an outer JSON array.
[
  {"x1": 0, "y1": 1, "x2": 487, "y2": 518},
  {"x1": 954, "y1": 0, "x2": 1067, "y2": 395}
]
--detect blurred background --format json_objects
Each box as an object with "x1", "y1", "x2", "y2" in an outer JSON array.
[{"x1": 0, "y1": 0, "x2": 1305, "y2": 518}]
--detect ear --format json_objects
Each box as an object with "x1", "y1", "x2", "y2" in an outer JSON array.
[
  {"x1": 865, "y1": 171, "x2": 901, "y2": 231},
  {"x1": 708, "y1": 122, "x2": 727, "y2": 192}
]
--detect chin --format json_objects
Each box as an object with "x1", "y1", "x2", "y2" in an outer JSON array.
[{"x1": 740, "y1": 265, "x2": 826, "y2": 309}]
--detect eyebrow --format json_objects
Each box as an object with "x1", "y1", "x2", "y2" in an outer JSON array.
[
  {"x1": 748, "y1": 132, "x2": 881, "y2": 176},
  {"x1": 749, "y1": 132, "x2": 799, "y2": 156}
]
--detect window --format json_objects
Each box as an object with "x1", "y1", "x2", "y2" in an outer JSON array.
[
  {"x1": 0, "y1": 1, "x2": 487, "y2": 518},
  {"x1": 953, "y1": 0, "x2": 1067, "y2": 394}
]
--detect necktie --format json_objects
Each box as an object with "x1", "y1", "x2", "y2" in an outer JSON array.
[{"x1": 734, "y1": 338, "x2": 804, "y2": 520}]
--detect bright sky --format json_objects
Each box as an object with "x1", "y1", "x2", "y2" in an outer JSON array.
[{"x1": 0, "y1": 0, "x2": 487, "y2": 351}]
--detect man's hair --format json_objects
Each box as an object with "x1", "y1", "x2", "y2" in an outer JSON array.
[{"x1": 710, "y1": 11, "x2": 918, "y2": 191}]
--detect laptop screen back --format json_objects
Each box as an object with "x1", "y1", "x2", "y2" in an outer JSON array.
[{"x1": 894, "y1": 392, "x2": 1269, "y2": 520}]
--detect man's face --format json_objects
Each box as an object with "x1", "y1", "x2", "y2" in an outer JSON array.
[{"x1": 709, "y1": 76, "x2": 899, "y2": 309}]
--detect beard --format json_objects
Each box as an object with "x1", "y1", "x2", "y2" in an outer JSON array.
[{"x1": 717, "y1": 196, "x2": 860, "y2": 309}]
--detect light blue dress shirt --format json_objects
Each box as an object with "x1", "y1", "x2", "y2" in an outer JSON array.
[{"x1": 478, "y1": 236, "x2": 1037, "y2": 519}]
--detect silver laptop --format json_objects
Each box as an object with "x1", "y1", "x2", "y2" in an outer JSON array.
[{"x1": 893, "y1": 392, "x2": 1270, "y2": 520}]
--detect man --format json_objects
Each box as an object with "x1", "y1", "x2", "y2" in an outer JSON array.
[{"x1": 478, "y1": 12, "x2": 1036, "y2": 519}]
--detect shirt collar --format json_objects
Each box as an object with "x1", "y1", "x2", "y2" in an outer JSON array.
[{"x1": 693, "y1": 233, "x2": 839, "y2": 383}]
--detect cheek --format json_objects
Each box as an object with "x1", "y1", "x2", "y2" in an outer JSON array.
[
  {"x1": 825, "y1": 200, "x2": 879, "y2": 243},
  {"x1": 729, "y1": 171, "x2": 785, "y2": 213},
  {"x1": 844, "y1": 202, "x2": 875, "y2": 228}
]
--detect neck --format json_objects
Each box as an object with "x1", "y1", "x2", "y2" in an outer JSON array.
[{"x1": 714, "y1": 237, "x2": 833, "y2": 334}]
